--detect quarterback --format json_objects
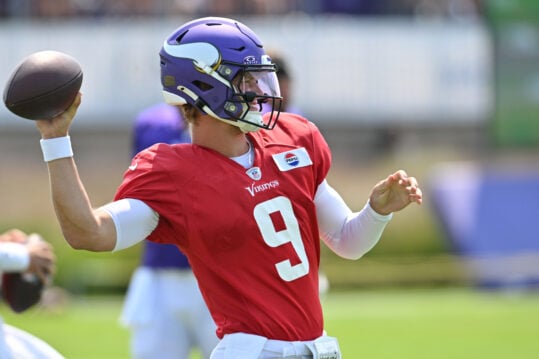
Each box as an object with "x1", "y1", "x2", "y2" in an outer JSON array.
[{"x1": 34, "y1": 17, "x2": 422, "y2": 359}]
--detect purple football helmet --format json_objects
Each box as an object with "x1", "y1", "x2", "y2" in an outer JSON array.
[{"x1": 160, "y1": 17, "x2": 282, "y2": 132}]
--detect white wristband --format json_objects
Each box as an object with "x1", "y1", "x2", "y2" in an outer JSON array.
[
  {"x1": 0, "y1": 243, "x2": 30, "y2": 271},
  {"x1": 40, "y1": 136, "x2": 73, "y2": 162}
]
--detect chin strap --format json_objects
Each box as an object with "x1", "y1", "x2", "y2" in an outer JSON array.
[{"x1": 240, "y1": 111, "x2": 264, "y2": 133}]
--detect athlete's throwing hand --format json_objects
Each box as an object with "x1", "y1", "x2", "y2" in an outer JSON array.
[{"x1": 35, "y1": 92, "x2": 81, "y2": 139}]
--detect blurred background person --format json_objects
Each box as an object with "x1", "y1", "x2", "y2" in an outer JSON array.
[
  {"x1": 119, "y1": 103, "x2": 218, "y2": 359},
  {"x1": 262, "y1": 50, "x2": 303, "y2": 117},
  {"x1": 0, "y1": 229, "x2": 63, "y2": 359}
]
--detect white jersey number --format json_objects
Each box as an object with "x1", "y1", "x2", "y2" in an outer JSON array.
[{"x1": 253, "y1": 196, "x2": 309, "y2": 281}]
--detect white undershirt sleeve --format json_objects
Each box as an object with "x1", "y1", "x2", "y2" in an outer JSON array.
[
  {"x1": 0, "y1": 243, "x2": 30, "y2": 272},
  {"x1": 101, "y1": 199, "x2": 159, "y2": 252},
  {"x1": 315, "y1": 179, "x2": 393, "y2": 260}
]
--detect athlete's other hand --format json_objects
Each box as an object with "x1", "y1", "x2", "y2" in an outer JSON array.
[{"x1": 369, "y1": 170, "x2": 422, "y2": 215}]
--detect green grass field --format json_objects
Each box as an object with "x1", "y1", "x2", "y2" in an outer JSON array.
[{"x1": 2, "y1": 287, "x2": 539, "y2": 359}]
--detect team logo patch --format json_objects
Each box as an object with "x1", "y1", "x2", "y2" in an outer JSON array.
[
  {"x1": 272, "y1": 148, "x2": 313, "y2": 172},
  {"x1": 246, "y1": 167, "x2": 262, "y2": 180}
]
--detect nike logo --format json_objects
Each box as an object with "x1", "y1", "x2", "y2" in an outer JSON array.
[{"x1": 128, "y1": 162, "x2": 138, "y2": 171}]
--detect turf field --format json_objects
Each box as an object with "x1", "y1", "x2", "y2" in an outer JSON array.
[{"x1": 1, "y1": 287, "x2": 538, "y2": 359}]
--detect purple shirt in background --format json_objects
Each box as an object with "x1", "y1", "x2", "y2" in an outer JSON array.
[{"x1": 133, "y1": 103, "x2": 191, "y2": 269}]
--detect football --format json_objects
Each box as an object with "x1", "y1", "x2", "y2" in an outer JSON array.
[
  {"x1": 1, "y1": 272, "x2": 44, "y2": 313},
  {"x1": 3, "y1": 50, "x2": 83, "y2": 120}
]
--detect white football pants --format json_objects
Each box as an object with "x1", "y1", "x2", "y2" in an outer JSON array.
[{"x1": 120, "y1": 267, "x2": 218, "y2": 359}]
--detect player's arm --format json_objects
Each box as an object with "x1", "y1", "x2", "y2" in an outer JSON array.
[
  {"x1": 43, "y1": 155, "x2": 117, "y2": 251},
  {"x1": 315, "y1": 171, "x2": 421, "y2": 260},
  {"x1": 315, "y1": 180, "x2": 392, "y2": 260},
  {"x1": 34, "y1": 94, "x2": 156, "y2": 252}
]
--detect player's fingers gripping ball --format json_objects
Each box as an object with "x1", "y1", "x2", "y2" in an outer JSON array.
[{"x1": 3, "y1": 50, "x2": 83, "y2": 120}]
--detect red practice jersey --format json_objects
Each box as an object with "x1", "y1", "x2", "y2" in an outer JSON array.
[{"x1": 115, "y1": 113, "x2": 331, "y2": 340}]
